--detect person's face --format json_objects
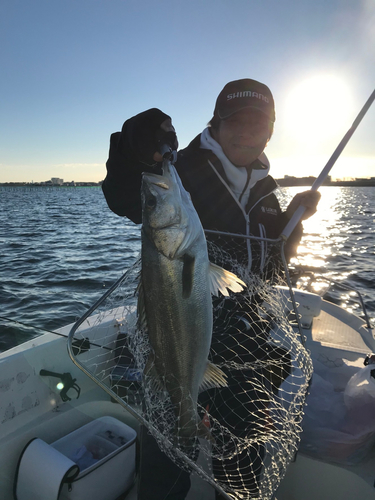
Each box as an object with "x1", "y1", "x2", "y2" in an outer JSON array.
[{"x1": 214, "y1": 108, "x2": 272, "y2": 167}]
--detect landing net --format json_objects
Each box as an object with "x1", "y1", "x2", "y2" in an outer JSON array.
[{"x1": 68, "y1": 232, "x2": 313, "y2": 500}]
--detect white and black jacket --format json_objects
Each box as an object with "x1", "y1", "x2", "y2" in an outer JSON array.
[{"x1": 102, "y1": 124, "x2": 303, "y2": 276}]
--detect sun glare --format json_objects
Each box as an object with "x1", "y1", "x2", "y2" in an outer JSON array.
[{"x1": 285, "y1": 75, "x2": 353, "y2": 146}]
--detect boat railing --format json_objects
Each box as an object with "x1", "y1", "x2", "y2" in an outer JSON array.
[{"x1": 291, "y1": 270, "x2": 372, "y2": 330}]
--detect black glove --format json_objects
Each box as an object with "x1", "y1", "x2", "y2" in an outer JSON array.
[{"x1": 124, "y1": 108, "x2": 178, "y2": 166}]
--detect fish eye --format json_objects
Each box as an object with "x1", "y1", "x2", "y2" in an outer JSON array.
[{"x1": 146, "y1": 196, "x2": 157, "y2": 208}]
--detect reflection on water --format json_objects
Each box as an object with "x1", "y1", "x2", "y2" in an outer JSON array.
[
  {"x1": 294, "y1": 187, "x2": 349, "y2": 271},
  {"x1": 277, "y1": 186, "x2": 375, "y2": 325}
]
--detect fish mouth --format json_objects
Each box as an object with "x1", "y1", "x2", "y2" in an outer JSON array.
[{"x1": 153, "y1": 222, "x2": 184, "y2": 231}]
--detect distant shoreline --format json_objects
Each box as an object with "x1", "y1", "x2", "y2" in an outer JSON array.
[
  {"x1": 276, "y1": 178, "x2": 375, "y2": 187},
  {"x1": 0, "y1": 178, "x2": 374, "y2": 188},
  {"x1": 0, "y1": 182, "x2": 102, "y2": 187}
]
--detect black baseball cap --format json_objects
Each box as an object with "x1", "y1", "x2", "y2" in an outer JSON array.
[{"x1": 214, "y1": 79, "x2": 275, "y2": 122}]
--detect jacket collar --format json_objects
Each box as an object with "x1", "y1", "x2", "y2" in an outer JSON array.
[{"x1": 198, "y1": 128, "x2": 274, "y2": 210}]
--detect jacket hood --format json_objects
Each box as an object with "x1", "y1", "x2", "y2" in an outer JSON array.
[{"x1": 199, "y1": 127, "x2": 270, "y2": 208}]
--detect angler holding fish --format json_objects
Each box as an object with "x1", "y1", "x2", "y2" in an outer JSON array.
[{"x1": 103, "y1": 78, "x2": 321, "y2": 500}]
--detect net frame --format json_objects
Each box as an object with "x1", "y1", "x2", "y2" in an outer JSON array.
[{"x1": 67, "y1": 231, "x2": 313, "y2": 500}]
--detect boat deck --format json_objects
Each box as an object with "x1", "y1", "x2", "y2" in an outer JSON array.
[
  {"x1": 2, "y1": 293, "x2": 374, "y2": 500},
  {"x1": 311, "y1": 303, "x2": 374, "y2": 354},
  {"x1": 277, "y1": 299, "x2": 375, "y2": 499}
]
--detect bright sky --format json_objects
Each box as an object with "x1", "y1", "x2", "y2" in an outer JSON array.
[{"x1": 1, "y1": 0, "x2": 374, "y2": 183}]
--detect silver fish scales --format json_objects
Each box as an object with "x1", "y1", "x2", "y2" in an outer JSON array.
[{"x1": 138, "y1": 161, "x2": 245, "y2": 443}]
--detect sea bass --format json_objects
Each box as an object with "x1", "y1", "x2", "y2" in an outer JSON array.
[{"x1": 138, "y1": 161, "x2": 245, "y2": 442}]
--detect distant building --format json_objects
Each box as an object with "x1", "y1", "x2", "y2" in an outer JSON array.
[{"x1": 51, "y1": 178, "x2": 64, "y2": 185}]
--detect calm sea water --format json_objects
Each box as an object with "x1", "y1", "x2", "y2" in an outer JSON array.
[{"x1": 1, "y1": 185, "x2": 374, "y2": 352}]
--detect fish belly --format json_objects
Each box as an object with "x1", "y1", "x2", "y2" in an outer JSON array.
[{"x1": 141, "y1": 243, "x2": 212, "y2": 435}]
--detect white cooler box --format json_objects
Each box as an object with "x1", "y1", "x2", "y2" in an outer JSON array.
[{"x1": 15, "y1": 416, "x2": 137, "y2": 500}]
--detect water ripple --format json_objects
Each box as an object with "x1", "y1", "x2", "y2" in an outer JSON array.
[{"x1": 1, "y1": 185, "x2": 374, "y2": 350}]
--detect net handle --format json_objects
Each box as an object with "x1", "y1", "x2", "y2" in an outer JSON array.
[{"x1": 281, "y1": 88, "x2": 375, "y2": 241}]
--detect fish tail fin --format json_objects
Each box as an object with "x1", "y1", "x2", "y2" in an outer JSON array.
[
  {"x1": 208, "y1": 262, "x2": 246, "y2": 296},
  {"x1": 199, "y1": 361, "x2": 228, "y2": 392}
]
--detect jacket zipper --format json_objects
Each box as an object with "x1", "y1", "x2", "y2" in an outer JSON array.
[
  {"x1": 258, "y1": 223, "x2": 266, "y2": 271},
  {"x1": 207, "y1": 160, "x2": 275, "y2": 271},
  {"x1": 208, "y1": 160, "x2": 253, "y2": 268}
]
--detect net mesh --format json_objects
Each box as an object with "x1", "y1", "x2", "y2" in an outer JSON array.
[{"x1": 68, "y1": 233, "x2": 313, "y2": 500}]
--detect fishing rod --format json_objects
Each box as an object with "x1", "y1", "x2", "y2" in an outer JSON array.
[
  {"x1": 0, "y1": 316, "x2": 64, "y2": 337},
  {"x1": 281, "y1": 87, "x2": 375, "y2": 241},
  {"x1": 0, "y1": 315, "x2": 114, "y2": 353}
]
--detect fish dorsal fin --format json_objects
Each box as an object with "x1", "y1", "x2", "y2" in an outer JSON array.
[
  {"x1": 208, "y1": 262, "x2": 246, "y2": 297},
  {"x1": 199, "y1": 361, "x2": 228, "y2": 392},
  {"x1": 182, "y1": 254, "x2": 195, "y2": 299}
]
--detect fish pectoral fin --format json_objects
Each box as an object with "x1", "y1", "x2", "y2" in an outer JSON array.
[
  {"x1": 199, "y1": 361, "x2": 228, "y2": 392},
  {"x1": 182, "y1": 254, "x2": 195, "y2": 299},
  {"x1": 208, "y1": 262, "x2": 246, "y2": 297}
]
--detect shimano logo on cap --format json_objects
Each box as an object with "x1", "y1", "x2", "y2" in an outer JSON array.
[{"x1": 227, "y1": 91, "x2": 269, "y2": 103}]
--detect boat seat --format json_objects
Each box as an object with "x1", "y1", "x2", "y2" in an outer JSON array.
[
  {"x1": 14, "y1": 416, "x2": 137, "y2": 500},
  {"x1": 275, "y1": 286, "x2": 322, "y2": 329},
  {"x1": 14, "y1": 438, "x2": 79, "y2": 500}
]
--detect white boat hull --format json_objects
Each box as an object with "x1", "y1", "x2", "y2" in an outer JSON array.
[{"x1": 1, "y1": 291, "x2": 374, "y2": 500}]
